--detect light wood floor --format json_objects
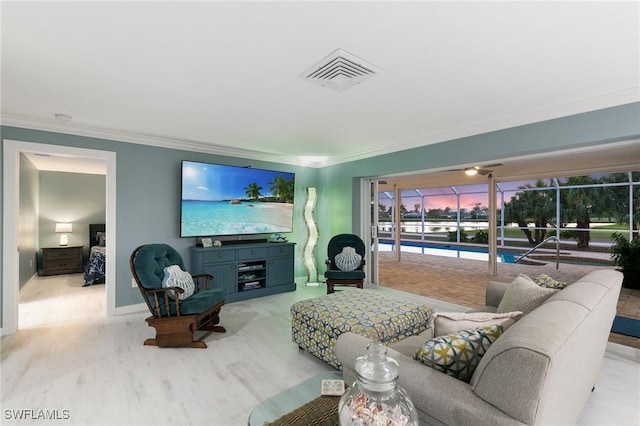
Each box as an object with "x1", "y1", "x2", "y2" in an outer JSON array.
[{"x1": 1, "y1": 272, "x2": 639, "y2": 426}]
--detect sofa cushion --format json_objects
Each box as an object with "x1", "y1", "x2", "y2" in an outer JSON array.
[
  {"x1": 414, "y1": 324, "x2": 504, "y2": 383},
  {"x1": 162, "y1": 265, "x2": 195, "y2": 300},
  {"x1": 324, "y1": 269, "x2": 366, "y2": 280},
  {"x1": 433, "y1": 311, "x2": 522, "y2": 336},
  {"x1": 497, "y1": 274, "x2": 558, "y2": 314},
  {"x1": 533, "y1": 273, "x2": 567, "y2": 289}
]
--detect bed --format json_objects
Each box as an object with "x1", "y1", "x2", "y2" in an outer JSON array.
[{"x1": 83, "y1": 223, "x2": 106, "y2": 286}]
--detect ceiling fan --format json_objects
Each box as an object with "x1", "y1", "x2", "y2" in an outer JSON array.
[{"x1": 448, "y1": 163, "x2": 503, "y2": 176}]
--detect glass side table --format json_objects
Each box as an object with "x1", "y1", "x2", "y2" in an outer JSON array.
[{"x1": 248, "y1": 370, "x2": 343, "y2": 425}]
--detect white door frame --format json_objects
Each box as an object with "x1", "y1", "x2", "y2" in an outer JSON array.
[
  {"x1": 360, "y1": 178, "x2": 379, "y2": 285},
  {"x1": 2, "y1": 140, "x2": 117, "y2": 335}
]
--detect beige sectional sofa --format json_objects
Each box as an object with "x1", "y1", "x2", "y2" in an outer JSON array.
[{"x1": 335, "y1": 269, "x2": 623, "y2": 425}]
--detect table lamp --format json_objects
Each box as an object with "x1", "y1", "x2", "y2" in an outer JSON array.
[{"x1": 55, "y1": 222, "x2": 73, "y2": 246}]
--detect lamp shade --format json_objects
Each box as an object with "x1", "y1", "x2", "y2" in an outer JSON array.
[
  {"x1": 55, "y1": 222, "x2": 72, "y2": 246},
  {"x1": 55, "y1": 222, "x2": 73, "y2": 233}
]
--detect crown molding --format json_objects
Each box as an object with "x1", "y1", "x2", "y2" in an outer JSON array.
[
  {"x1": 0, "y1": 113, "x2": 295, "y2": 165},
  {"x1": 323, "y1": 87, "x2": 640, "y2": 167},
  {"x1": 2, "y1": 87, "x2": 638, "y2": 169}
]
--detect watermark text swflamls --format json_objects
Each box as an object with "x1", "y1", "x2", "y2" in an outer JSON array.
[{"x1": 4, "y1": 409, "x2": 70, "y2": 421}]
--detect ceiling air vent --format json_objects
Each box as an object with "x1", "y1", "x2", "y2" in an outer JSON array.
[{"x1": 299, "y1": 48, "x2": 382, "y2": 92}]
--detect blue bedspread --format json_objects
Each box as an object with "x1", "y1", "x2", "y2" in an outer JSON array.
[{"x1": 84, "y1": 245, "x2": 106, "y2": 286}]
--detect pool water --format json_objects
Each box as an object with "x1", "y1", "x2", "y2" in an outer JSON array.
[{"x1": 379, "y1": 242, "x2": 518, "y2": 263}]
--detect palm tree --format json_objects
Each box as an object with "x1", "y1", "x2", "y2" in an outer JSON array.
[
  {"x1": 244, "y1": 182, "x2": 262, "y2": 200},
  {"x1": 503, "y1": 180, "x2": 555, "y2": 245},
  {"x1": 559, "y1": 175, "x2": 613, "y2": 248},
  {"x1": 602, "y1": 172, "x2": 640, "y2": 233},
  {"x1": 471, "y1": 203, "x2": 486, "y2": 219},
  {"x1": 282, "y1": 178, "x2": 295, "y2": 203},
  {"x1": 268, "y1": 175, "x2": 295, "y2": 203}
]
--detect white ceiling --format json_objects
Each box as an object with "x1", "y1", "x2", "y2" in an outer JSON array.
[
  {"x1": 23, "y1": 152, "x2": 108, "y2": 175},
  {"x1": 2, "y1": 1, "x2": 639, "y2": 169}
]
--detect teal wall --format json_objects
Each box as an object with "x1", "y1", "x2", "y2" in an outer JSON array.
[
  {"x1": 2, "y1": 102, "x2": 639, "y2": 321},
  {"x1": 1, "y1": 127, "x2": 318, "y2": 315},
  {"x1": 18, "y1": 154, "x2": 38, "y2": 288},
  {"x1": 39, "y1": 170, "x2": 106, "y2": 265},
  {"x1": 15, "y1": 161, "x2": 106, "y2": 286}
]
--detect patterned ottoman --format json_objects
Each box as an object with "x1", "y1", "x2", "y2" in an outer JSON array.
[{"x1": 291, "y1": 290, "x2": 434, "y2": 369}]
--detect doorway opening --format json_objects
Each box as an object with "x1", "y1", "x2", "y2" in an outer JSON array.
[{"x1": 2, "y1": 140, "x2": 116, "y2": 335}]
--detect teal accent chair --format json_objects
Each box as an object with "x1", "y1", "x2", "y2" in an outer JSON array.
[
  {"x1": 324, "y1": 234, "x2": 366, "y2": 294},
  {"x1": 130, "y1": 244, "x2": 226, "y2": 348}
]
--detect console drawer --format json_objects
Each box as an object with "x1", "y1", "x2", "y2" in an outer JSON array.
[
  {"x1": 238, "y1": 247, "x2": 267, "y2": 260},
  {"x1": 268, "y1": 244, "x2": 294, "y2": 257},
  {"x1": 203, "y1": 249, "x2": 237, "y2": 263}
]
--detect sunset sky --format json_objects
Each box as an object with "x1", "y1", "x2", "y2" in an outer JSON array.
[{"x1": 379, "y1": 178, "x2": 546, "y2": 211}]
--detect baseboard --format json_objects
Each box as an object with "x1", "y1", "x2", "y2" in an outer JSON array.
[{"x1": 18, "y1": 272, "x2": 39, "y2": 294}]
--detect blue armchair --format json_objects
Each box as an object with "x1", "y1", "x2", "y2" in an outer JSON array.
[
  {"x1": 324, "y1": 234, "x2": 366, "y2": 294},
  {"x1": 130, "y1": 244, "x2": 226, "y2": 348}
]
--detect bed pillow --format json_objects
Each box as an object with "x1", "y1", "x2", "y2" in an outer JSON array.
[
  {"x1": 414, "y1": 324, "x2": 504, "y2": 383},
  {"x1": 533, "y1": 273, "x2": 567, "y2": 289},
  {"x1": 162, "y1": 265, "x2": 195, "y2": 300},
  {"x1": 497, "y1": 274, "x2": 558, "y2": 315},
  {"x1": 433, "y1": 311, "x2": 522, "y2": 337}
]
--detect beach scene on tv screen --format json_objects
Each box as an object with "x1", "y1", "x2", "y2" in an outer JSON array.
[{"x1": 181, "y1": 162, "x2": 295, "y2": 236}]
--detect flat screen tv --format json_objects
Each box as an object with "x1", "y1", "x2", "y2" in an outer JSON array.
[{"x1": 181, "y1": 160, "x2": 295, "y2": 238}]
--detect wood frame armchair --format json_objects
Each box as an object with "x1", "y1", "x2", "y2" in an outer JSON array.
[
  {"x1": 324, "y1": 233, "x2": 366, "y2": 294},
  {"x1": 130, "y1": 244, "x2": 226, "y2": 348}
]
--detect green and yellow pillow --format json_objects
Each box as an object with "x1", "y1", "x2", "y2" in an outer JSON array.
[
  {"x1": 533, "y1": 273, "x2": 567, "y2": 289},
  {"x1": 414, "y1": 324, "x2": 504, "y2": 383}
]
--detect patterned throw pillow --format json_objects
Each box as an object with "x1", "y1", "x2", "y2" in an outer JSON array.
[
  {"x1": 414, "y1": 324, "x2": 504, "y2": 383},
  {"x1": 533, "y1": 273, "x2": 567, "y2": 289},
  {"x1": 433, "y1": 311, "x2": 522, "y2": 337},
  {"x1": 162, "y1": 265, "x2": 195, "y2": 300},
  {"x1": 334, "y1": 246, "x2": 362, "y2": 271},
  {"x1": 96, "y1": 231, "x2": 106, "y2": 246},
  {"x1": 497, "y1": 274, "x2": 558, "y2": 315}
]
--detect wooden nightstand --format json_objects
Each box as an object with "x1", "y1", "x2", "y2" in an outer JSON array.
[{"x1": 41, "y1": 246, "x2": 84, "y2": 276}]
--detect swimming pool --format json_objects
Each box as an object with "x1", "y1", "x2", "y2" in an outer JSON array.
[
  {"x1": 379, "y1": 241, "x2": 518, "y2": 263},
  {"x1": 378, "y1": 240, "x2": 613, "y2": 267}
]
